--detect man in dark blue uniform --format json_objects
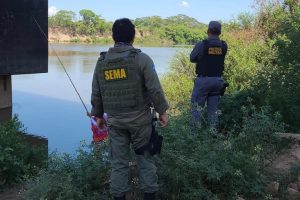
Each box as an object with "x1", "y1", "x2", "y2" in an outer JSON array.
[{"x1": 190, "y1": 21, "x2": 228, "y2": 129}]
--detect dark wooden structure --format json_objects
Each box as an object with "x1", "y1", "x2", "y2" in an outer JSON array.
[
  {"x1": 0, "y1": 0, "x2": 48, "y2": 122},
  {"x1": 0, "y1": 0, "x2": 48, "y2": 75},
  {"x1": 0, "y1": 76, "x2": 12, "y2": 122}
]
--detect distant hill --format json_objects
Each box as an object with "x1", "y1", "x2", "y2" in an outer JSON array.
[{"x1": 48, "y1": 11, "x2": 207, "y2": 45}]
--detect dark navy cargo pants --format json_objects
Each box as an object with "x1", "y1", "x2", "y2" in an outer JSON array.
[{"x1": 191, "y1": 77, "x2": 224, "y2": 128}]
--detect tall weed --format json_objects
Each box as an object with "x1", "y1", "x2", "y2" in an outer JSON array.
[
  {"x1": 0, "y1": 117, "x2": 47, "y2": 190},
  {"x1": 158, "y1": 106, "x2": 285, "y2": 200},
  {"x1": 23, "y1": 142, "x2": 110, "y2": 200}
]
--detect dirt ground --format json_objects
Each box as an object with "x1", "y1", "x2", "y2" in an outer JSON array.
[
  {"x1": 0, "y1": 185, "x2": 24, "y2": 200},
  {"x1": 270, "y1": 133, "x2": 300, "y2": 174}
]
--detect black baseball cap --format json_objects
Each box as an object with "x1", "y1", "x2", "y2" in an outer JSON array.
[{"x1": 208, "y1": 21, "x2": 221, "y2": 34}]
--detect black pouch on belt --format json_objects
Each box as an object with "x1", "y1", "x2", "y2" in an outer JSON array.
[
  {"x1": 220, "y1": 82, "x2": 229, "y2": 96},
  {"x1": 135, "y1": 118, "x2": 163, "y2": 156}
]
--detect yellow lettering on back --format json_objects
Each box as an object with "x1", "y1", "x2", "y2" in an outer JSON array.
[
  {"x1": 120, "y1": 69, "x2": 127, "y2": 78},
  {"x1": 104, "y1": 70, "x2": 110, "y2": 80},
  {"x1": 104, "y1": 68, "x2": 128, "y2": 81},
  {"x1": 109, "y1": 70, "x2": 113, "y2": 80},
  {"x1": 208, "y1": 47, "x2": 222, "y2": 55},
  {"x1": 113, "y1": 69, "x2": 121, "y2": 79}
]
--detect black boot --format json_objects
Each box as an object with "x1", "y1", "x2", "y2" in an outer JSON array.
[
  {"x1": 114, "y1": 195, "x2": 126, "y2": 200},
  {"x1": 144, "y1": 192, "x2": 155, "y2": 200}
]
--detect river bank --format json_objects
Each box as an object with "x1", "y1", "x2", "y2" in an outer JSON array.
[{"x1": 48, "y1": 28, "x2": 175, "y2": 46}]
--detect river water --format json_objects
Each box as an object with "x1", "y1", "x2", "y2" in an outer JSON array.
[{"x1": 12, "y1": 43, "x2": 182, "y2": 153}]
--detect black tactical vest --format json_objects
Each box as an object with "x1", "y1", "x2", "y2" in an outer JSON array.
[
  {"x1": 196, "y1": 39, "x2": 227, "y2": 77},
  {"x1": 96, "y1": 49, "x2": 150, "y2": 115}
]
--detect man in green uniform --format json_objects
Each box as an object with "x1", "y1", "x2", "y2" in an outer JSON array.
[{"x1": 90, "y1": 18, "x2": 169, "y2": 200}]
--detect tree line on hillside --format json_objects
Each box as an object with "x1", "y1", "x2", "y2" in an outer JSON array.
[{"x1": 48, "y1": 9, "x2": 254, "y2": 45}]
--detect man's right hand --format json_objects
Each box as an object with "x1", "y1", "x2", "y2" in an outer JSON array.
[
  {"x1": 96, "y1": 117, "x2": 106, "y2": 129},
  {"x1": 159, "y1": 112, "x2": 169, "y2": 127}
]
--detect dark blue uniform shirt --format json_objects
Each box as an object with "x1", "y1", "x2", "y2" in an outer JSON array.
[{"x1": 190, "y1": 35, "x2": 228, "y2": 63}]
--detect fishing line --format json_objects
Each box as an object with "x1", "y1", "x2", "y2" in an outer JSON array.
[
  {"x1": 34, "y1": 17, "x2": 110, "y2": 143},
  {"x1": 33, "y1": 17, "x2": 89, "y2": 114}
]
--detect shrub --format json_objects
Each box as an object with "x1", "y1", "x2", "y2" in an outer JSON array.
[
  {"x1": 157, "y1": 106, "x2": 285, "y2": 200},
  {"x1": 253, "y1": 0, "x2": 300, "y2": 131},
  {"x1": 0, "y1": 117, "x2": 47, "y2": 189},
  {"x1": 23, "y1": 142, "x2": 111, "y2": 200},
  {"x1": 161, "y1": 49, "x2": 195, "y2": 108}
]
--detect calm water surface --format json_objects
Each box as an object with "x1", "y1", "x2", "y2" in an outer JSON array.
[{"x1": 12, "y1": 43, "x2": 182, "y2": 153}]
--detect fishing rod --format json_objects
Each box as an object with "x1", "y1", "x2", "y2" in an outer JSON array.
[
  {"x1": 33, "y1": 17, "x2": 109, "y2": 142},
  {"x1": 33, "y1": 17, "x2": 89, "y2": 114}
]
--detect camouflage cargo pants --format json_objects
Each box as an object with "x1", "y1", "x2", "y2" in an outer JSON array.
[{"x1": 109, "y1": 123, "x2": 159, "y2": 197}]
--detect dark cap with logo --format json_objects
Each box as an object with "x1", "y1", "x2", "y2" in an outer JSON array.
[{"x1": 208, "y1": 21, "x2": 221, "y2": 35}]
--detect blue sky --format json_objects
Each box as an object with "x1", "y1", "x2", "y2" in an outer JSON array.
[{"x1": 48, "y1": 0, "x2": 256, "y2": 24}]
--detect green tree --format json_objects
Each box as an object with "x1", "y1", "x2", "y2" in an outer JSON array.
[
  {"x1": 48, "y1": 10, "x2": 76, "y2": 28},
  {"x1": 254, "y1": 0, "x2": 300, "y2": 130},
  {"x1": 78, "y1": 9, "x2": 106, "y2": 35},
  {"x1": 135, "y1": 16, "x2": 164, "y2": 29},
  {"x1": 165, "y1": 14, "x2": 205, "y2": 28}
]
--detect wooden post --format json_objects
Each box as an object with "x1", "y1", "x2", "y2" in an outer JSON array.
[{"x1": 0, "y1": 75, "x2": 12, "y2": 123}]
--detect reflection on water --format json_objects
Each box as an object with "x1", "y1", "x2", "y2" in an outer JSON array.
[
  {"x1": 13, "y1": 91, "x2": 91, "y2": 153},
  {"x1": 12, "y1": 43, "x2": 184, "y2": 152}
]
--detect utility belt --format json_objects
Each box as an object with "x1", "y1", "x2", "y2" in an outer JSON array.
[
  {"x1": 208, "y1": 82, "x2": 229, "y2": 96},
  {"x1": 135, "y1": 114, "x2": 163, "y2": 156}
]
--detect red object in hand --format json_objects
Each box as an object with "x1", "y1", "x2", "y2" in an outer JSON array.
[{"x1": 91, "y1": 114, "x2": 108, "y2": 142}]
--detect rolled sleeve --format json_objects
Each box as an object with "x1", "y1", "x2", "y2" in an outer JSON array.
[
  {"x1": 223, "y1": 42, "x2": 228, "y2": 55},
  {"x1": 139, "y1": 53, "x2": 169, "y2": 114},
  {"x1": 190, "y1": 42, "x2": 204, "y2": 63},
  {"x1": 91, "y1": 66, "x2": 104, "y2": 117}
]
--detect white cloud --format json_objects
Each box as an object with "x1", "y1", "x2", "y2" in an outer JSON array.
[
  {"x1": 48, "y1": 6, "x2": 59, "y2": 16},
  {"x1": 180, "y1": 1, "x2": 190, "y2": 8}
]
